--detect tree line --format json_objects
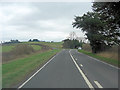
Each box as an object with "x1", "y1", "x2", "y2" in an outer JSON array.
[
  {"x1": 62, "y1": 31, "x2": 84, "y2": 49},
  {"x1": 63, "y1": 39, "x2": 83, "y2": 49},
  {"x1": 72, "y1": 2, "x2": 120, "y2": 53},
  {"x1": 2, "y1": 39, "x2": 45, "y2": 44}
]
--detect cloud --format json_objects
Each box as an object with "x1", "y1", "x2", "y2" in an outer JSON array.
[{"x1": 0, "y1": 2, "x2": 92, "y2": 42}]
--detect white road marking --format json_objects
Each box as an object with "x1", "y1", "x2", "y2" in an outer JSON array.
[
  {"x1": 94, "y1": 81, "x2": 103, "y2": 88},
  {"x1": 18, "y1": 50, "x2": 62, "y2": 89},
  {"x1": 76, "y1": 58, "x2": 77, "y2": 61},
  {"x1": 80, "y1": 64, "x2": 83, "y2": 67},
  {"x1": 69, "y1": 51, "x2": 94, "y2": 90},
  {"x1": 87, "y1": 55, "x2": 119, "y2": 70},
  {"x1": 78, "y1": 51, "x2": 119, "y2": 70},
  {"x1": 69, "y1": 49, "x2": 71, "y2": 53}
]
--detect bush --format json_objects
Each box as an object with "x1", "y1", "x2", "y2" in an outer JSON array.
[
  {"x1": 13, "y1": 44, "x2": 34, "y2": 55},
  {"x1": 82, "y1": 44, "x2": 118, "y2": 60},
  {"x1": 82, "y1": 43, "x2": 92, "y2": 52},
  {"x1": 97, "y1": 45, "x2": 118, "y2": 60},
  {"x1": 63, "y1": 39, "x2": 80, "y2": 49}
]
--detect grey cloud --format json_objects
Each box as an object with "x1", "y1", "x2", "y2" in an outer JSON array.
[{"x1": 1, "y1": 2, "x2": 92, "y2": 41}]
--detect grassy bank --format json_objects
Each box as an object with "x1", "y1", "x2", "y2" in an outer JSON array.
[
  {"x1": 2, "y1": 49, "x2": 61, "y2": 88},
  {"x1": 30, "y1": 45, "x2": 42, "y2": 51},
  {"x1": 78, "y1": 49, "x2": 119, "y2": 67},
  {"x1": 25, "y1": 42, "x2": 63, "y2": 49},
  {"x1": 1, "y1": 41, "x2": 63, "y2": 52},
  {"x1": 0, "y1": 45, "x2": 15, "y2": 53},
  {"x1": 1, "y1": 44, "x2": 42, "y2": 53}
]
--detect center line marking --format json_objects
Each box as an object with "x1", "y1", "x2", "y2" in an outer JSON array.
[
  {"x1": 80, "y1": 64, "x2": 83, "y2": 67},
  {"x1": 69, "y1": 51, "x2": 94, "y2": 90},
  {"x1": 94, "y1": 81, "x2": 103, "y2": 88}
]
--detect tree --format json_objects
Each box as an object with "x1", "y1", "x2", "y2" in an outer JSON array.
[
  {"x1": 29, "y1": 39, "x2": 32, "y2": 42},
  {"x1": 63, "y1": 39, "x2": 71, "y2": 48},
  {"x1": 63, "y1": 39, "x2": 80, "y2": 49},
  {"x1": 68, "y1": 31, "x2": 77, "y2": 40},
  {"x1": 93, "y1": 2, "x2": 120, "y2": 27},
  {"x1": 92, "y1": 2, "x2": 120, "y2": 45},
  {"x1": 10, "y1": 40, "x2": 20, "y2": 43},
  {"x1": 72, "y1": 12, "x2": 107, "y2": 53},
  {"x1": 72, "y1": 39, "x2": 80, "y2": 48},
  {"x1": 72, "y1": 2, "x2": 120, "y2": 53},
  {"x1": 33, "y1": 39, "x2": 39, "y2": 42},
  {"x1": 79, "y1": 40, "x2": 83, "y2": 48}
]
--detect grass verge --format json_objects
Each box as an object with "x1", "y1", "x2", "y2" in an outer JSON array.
[
  {"x1": 2, "y1": 49, "x2": 61, "y2": 88},
  {"x1": 78, "y1": 49, "x2": 119, "y2": 67}
]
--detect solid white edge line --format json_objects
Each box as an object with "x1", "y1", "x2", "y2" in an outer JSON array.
[
  {"x1": 18, "y1": 50, "x2": 62, "y2": 89},
  {"x1": 94, "y1": 81, "x2": 103, "y2": 88},
  {"x1": 77, "y1": 50, "x2": 119, "y2": 70},
  {"x1": 87, "y1": 55, "x2": 119, "y2": 70},
  {"x1": 69, "y1": 50, "x2": 94, "y2": 90}
]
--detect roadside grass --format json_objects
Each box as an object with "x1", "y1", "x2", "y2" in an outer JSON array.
[
  {"x1": 30, "y1": 45, "x2": 42, "y2": 51},
  {"x1": 82, "y1": 44, "x2": 118, "y2": 60},
  {"x1": 78, "y1": 49, "x2": 119, "y2": 67},
  {"x1": 2, "y1": 49, "x2": 61, "y2": 88},
  {"x1": 97, "y1": 51, "x2": 118, "y2": 61}
]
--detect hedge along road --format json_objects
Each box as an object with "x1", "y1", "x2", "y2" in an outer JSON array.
[{"x1": 18, "y1": 49, "x2": 118, "y2": 89}]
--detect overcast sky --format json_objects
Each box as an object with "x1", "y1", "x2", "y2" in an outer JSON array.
[{"x1": 0, "y1": 2, "x2": 92, "y2": 42}]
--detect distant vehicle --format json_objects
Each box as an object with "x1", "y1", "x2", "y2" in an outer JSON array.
[{"x1": 78, "y1": 47, "x2": 82, "y2": 50}]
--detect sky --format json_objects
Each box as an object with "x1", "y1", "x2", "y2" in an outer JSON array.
[{"x1": 0, "y1": 2, "x2": 92, "y2": 42}]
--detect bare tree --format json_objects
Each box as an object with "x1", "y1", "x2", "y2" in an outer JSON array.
[{"x1": 68, "y1": 32, "x2": 78, "y2": 40}]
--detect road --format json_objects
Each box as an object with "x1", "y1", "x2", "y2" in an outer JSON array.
[{"x1": 18, "y1": 49, "x2": 118, "y2": 89}]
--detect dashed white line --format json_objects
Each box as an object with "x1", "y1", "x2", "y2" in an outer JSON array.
[
  {"x1": 94, "y1": 81, "x2": 103, "y2": 88},
  {"x1": 80, "y1": 64, "x2": 83, "y2": 67},
  {"x1": 78, "y1": 51, "x2": 119, "y2": 70},
  {"x1": 87, "y1": 55, "x2": 119, "y2": 69},
  {"x1": 69, "y1": 50, "x2": 94, "y2": 90},
  {"x1": 69, "y1": 49, "x2": 71, "y2": 53}
]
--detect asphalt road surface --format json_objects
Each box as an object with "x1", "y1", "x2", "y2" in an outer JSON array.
[{"x1": 18, "y1": 49, "x2": 119, "y2": 89}]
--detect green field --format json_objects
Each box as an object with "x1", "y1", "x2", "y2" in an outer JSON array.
[
  {"x1": 25, "y1": 42, "x2": 63, "y2": 49},
  {"x1": 1, "y1": 44, "x2": 42, "y2": 53},
  {"x1": 1, "y1": 45, "x2": 15, "y2": 53},
  {"x1": 1, "y1": 41, "x2": 61, "y2": 53},
  {"x1": 78, "y1": 49, "x2": 119, "y2": 67},
  {"x1": 40, "y1": 42, "x2": 63, "y2": 49},
  {"x1": 2, "y1": 49, "x2": 61, "y2": 88}
]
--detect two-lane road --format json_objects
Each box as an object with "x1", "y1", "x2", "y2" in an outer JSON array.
[{"x1": 18, "y1": 49, "x2": 118, "y2": 89}]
